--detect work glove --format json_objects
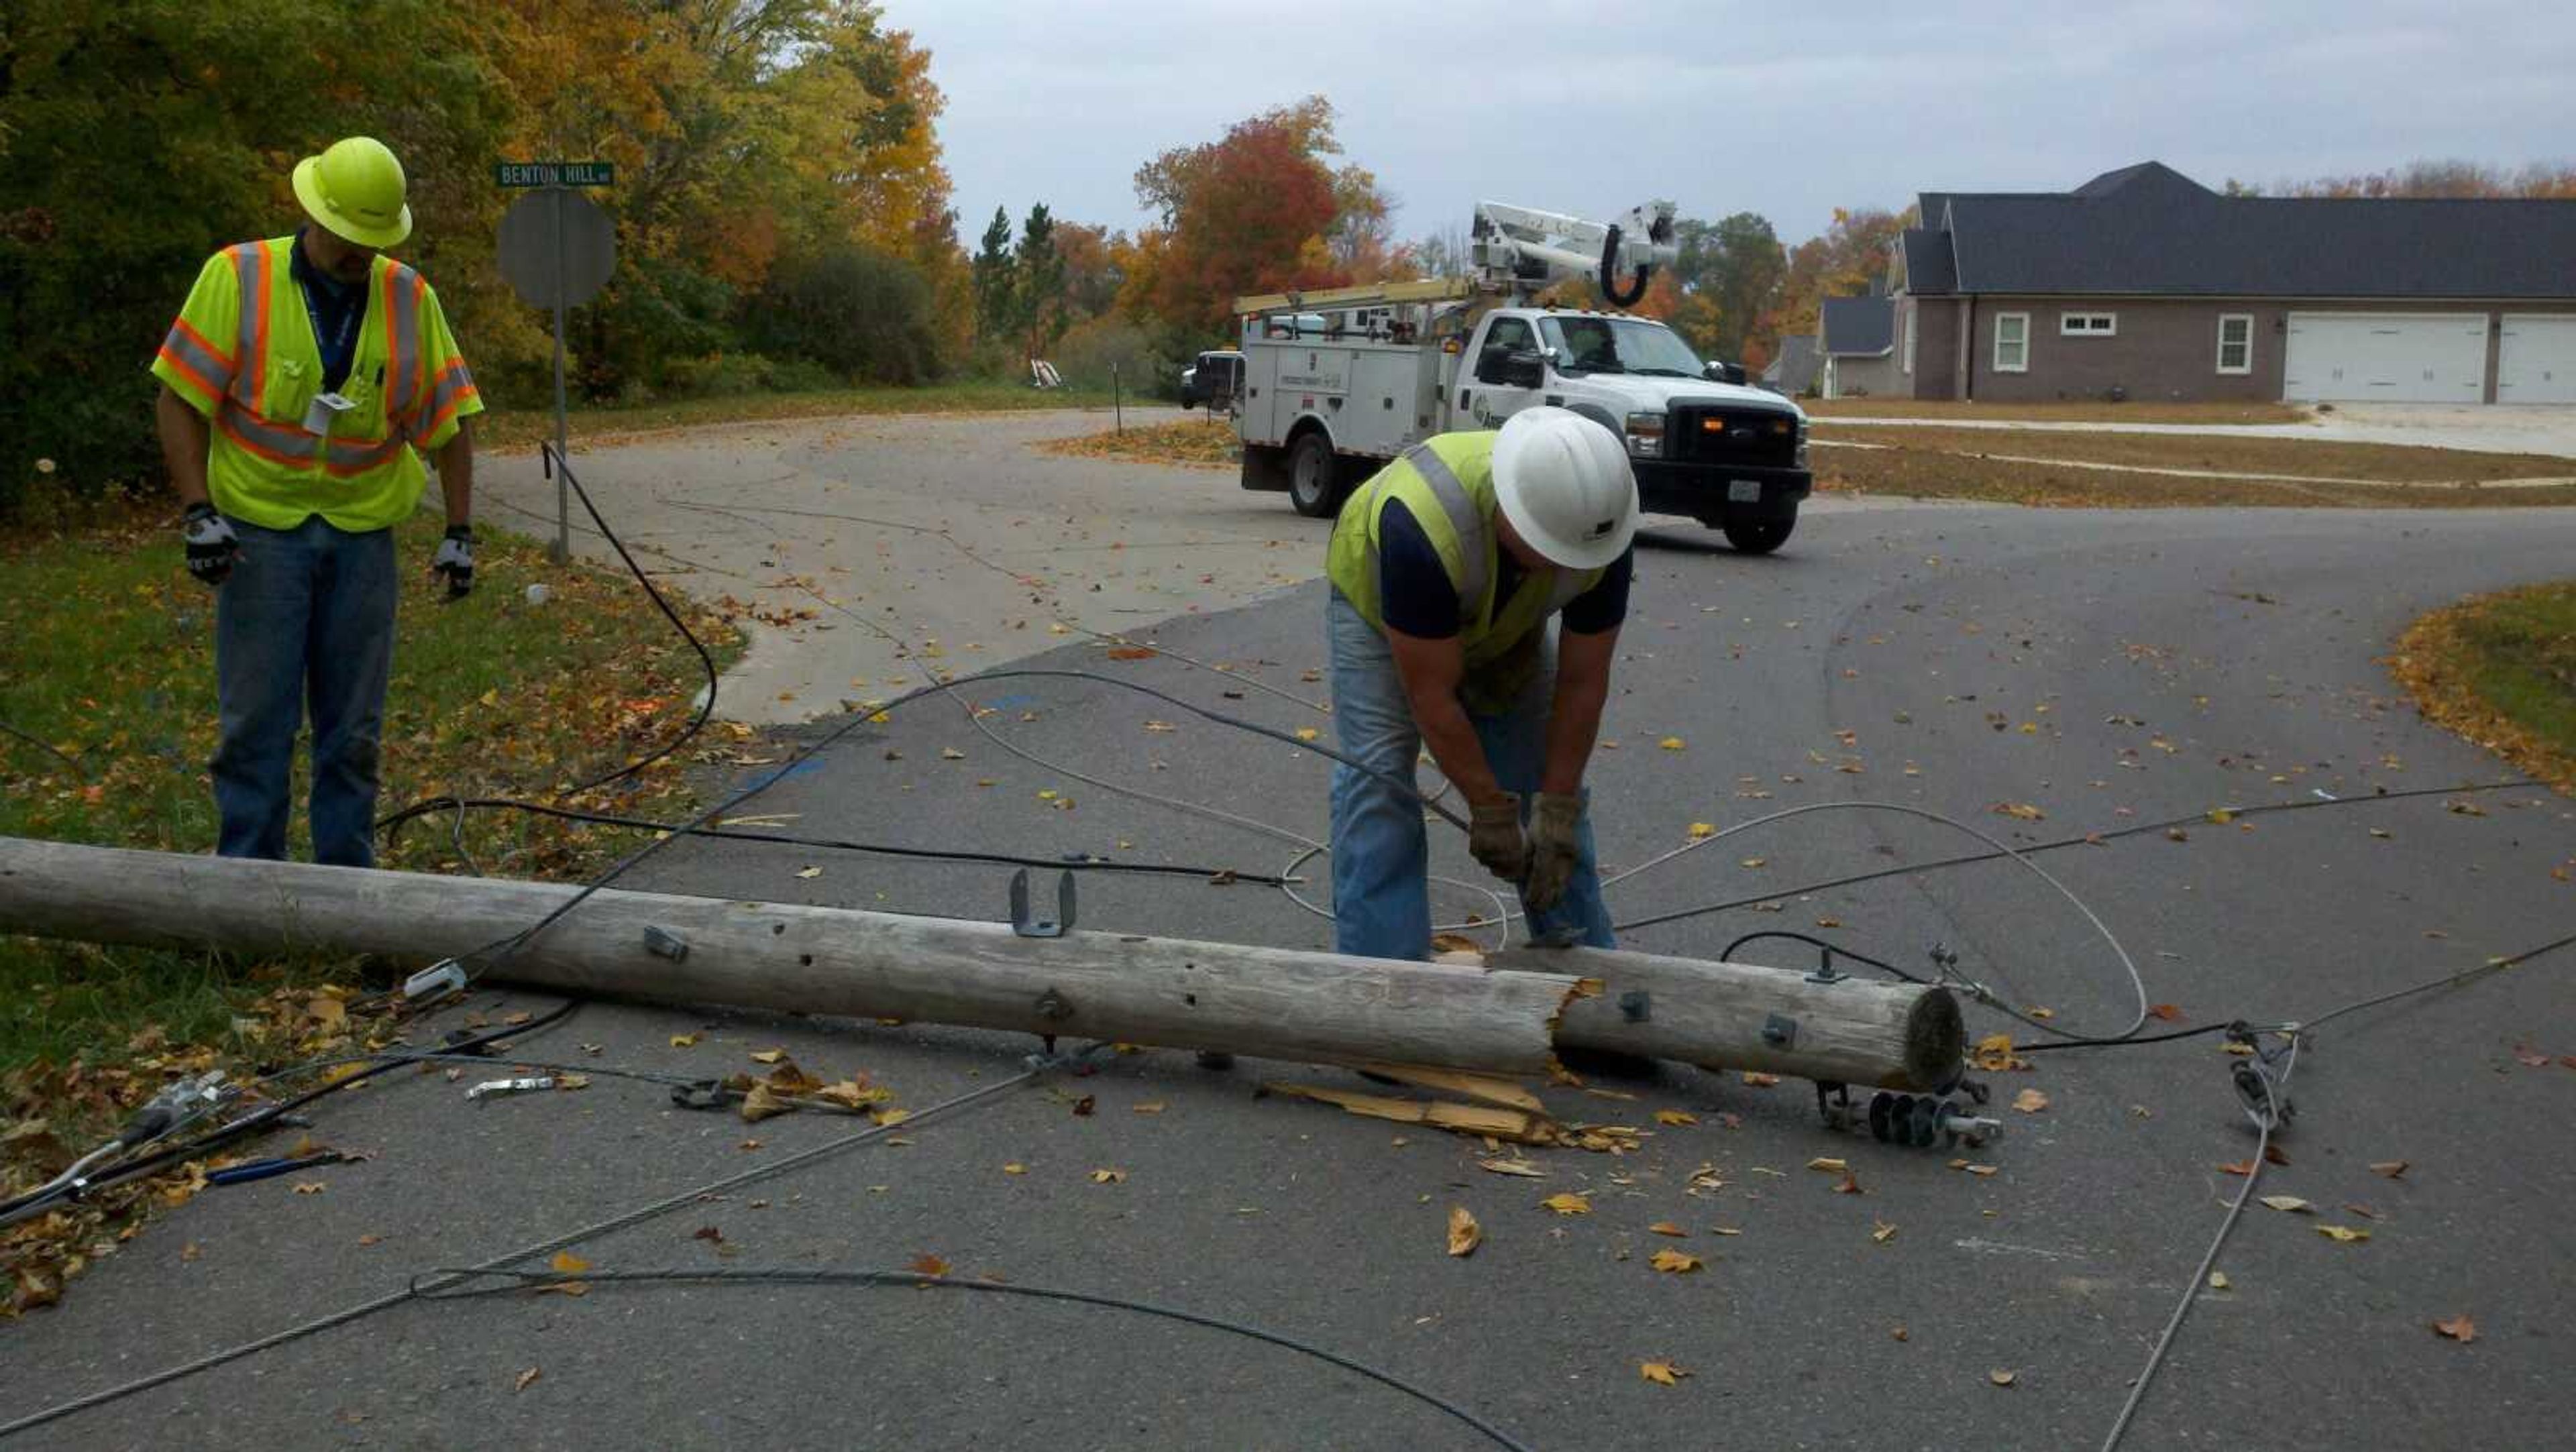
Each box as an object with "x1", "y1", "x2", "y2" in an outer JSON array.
[
  {"x1": 182, "y1": 503, "x2": 239, "y2": 588},
  {"x1": 1467, "y1": 792, "x2": 1530, "y2": 883},
  {"x1": 1523, "y1": 791, "x2": 1586, "y2": 913},
  {"x1": 431, "y1": 524, "x2": 474, "y2": 598}
]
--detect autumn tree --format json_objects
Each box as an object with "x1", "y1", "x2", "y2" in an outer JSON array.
[
  {"x1": 1015, "y1": 203, "x2": 1067, "y2": 361},
  {"x1": 2234, "y1": 159, "x2": 2576, "y2": 199},
  {"x1": 1130, "y1": 96, "x2": 1361, "y2": 337}
]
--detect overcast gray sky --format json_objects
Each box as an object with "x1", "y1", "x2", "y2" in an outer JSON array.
[{"x1": 879, "y1": 0, "x2": 2575, "y2": 248}]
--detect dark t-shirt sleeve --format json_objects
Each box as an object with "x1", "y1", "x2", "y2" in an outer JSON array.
[
  {"x1": 1560, "y1": 546, "x2": 1634, "y2": 635},
  {"x1": 1375, "y1": 500, "x2": 1462, "y2": 638}
]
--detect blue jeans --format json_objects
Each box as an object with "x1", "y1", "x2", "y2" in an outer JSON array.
[
  {"x1": 1326, "y1": 588, "x2": 1615, "y2": 961},
  {"x1": 211, "y1": 515, "x2": 398, "y2": 867}
]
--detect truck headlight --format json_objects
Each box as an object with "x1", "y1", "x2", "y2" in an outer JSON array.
[{"x1": 1623, "y1": 412, "x2": 1665, "y2": 458}]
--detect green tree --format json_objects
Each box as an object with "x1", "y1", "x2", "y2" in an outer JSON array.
[
  {"x1": 1015, "y1": 202, "x2": 1066, "y2": 361},
  {"x1": 971, "y1": 205, "x2": 1018, "y2": 343}
]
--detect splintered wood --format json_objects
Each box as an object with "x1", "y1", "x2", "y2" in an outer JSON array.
[{"x1": 1261, "y1": 1080, "x2": 1647, "y2": 1153}]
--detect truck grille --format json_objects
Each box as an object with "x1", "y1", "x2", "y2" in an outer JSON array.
[{"x1": 1669, "y1": 405, "x2": 1800, "y2": 467}]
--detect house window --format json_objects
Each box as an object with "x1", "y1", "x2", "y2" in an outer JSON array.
[
  {"x1": 1902, "y1": 305, "x2": 1917, "y2": 374},
  {"x1": 2216, "y1": 314, "x2": 2254, "y2": 374},
  {"x1": 1994, "y1": 313, "x2": 2029, "y2": 373},
  {"x1": 2059, "y1": 312, "x2": 2117, "y2": 337}
]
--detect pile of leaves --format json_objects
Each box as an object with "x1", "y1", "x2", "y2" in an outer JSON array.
[{"x1": 1040, "y1": 419, "x2": 1240, "y2": 471}]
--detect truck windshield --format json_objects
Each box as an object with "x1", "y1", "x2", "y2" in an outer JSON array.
[{"x1": 1539, "y1": 317, "x2": 1706, "y2": 378}]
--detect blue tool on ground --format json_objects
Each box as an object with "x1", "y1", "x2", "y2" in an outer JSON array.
[{"x1": 207, "y1": 1152, "x2": 347, "y2": 1188}]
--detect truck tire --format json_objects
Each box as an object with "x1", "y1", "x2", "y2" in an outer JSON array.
[
  {"x1": 1722, "y1": 518, "x2": 1795, "y2": 555},
  {"x1": 1287, "y1": 432, "x2": 1340, "y2": 517}
]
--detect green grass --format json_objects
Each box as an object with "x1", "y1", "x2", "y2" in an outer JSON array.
[
  {"x1": 0, "y1": 509, "x2": 741, "y2": 1078},
  {"x1": 2392, "y1": 582, "x2": 2576, "y2": 794},
  {"x1": 2450, "y1": 586, "x2": 2576, "y2": 761},
  {"x1": 480, "y1": 380, "x2": 1125, "y2": 450}
]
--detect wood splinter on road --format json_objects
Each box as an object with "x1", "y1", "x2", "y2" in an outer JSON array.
[{"x1": 0, "y1": 838, "x2": 1960, "y2": 1089}]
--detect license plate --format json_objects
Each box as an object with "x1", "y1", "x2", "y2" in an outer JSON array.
[{"x1": 1728, "y1": 479, "x2": 1762, "y2": 503}]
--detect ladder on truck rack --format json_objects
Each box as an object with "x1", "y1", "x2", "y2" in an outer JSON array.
[{"x1": 1232, "y1": 276, "x2": 1473, "y2": 319}]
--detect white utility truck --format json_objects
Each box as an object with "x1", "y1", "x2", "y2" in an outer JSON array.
[{"x1": 1231, "y1": 201, "x2": 1810, "y2": 552}]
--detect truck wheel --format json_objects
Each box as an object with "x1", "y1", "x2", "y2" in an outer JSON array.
[
  {"x1": 1722, "y1": 518, "x2": 1795, "y2": 554},
  {"x1": 1287, "y1": 433, "x2": 1340, "y2": 517}
]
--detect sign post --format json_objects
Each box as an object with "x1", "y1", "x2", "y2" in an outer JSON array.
[{"x1": 495, "y1": 162, "x2": 616, "y2": 563}]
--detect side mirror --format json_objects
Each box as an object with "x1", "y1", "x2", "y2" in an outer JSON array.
[
  {"x1": 1705, "y1": 360, "x2": 1748, "y2": 386},
  {"x1": 1491, "y1": 350, "x2": 1546, "y2": 389}
]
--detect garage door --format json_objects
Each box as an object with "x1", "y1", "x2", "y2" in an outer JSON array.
[
  {"x1": 2498, "y1": 315, "x2": 2576, "y2": 404},
  {"x1": 2283, "y1": 313, "x2": 2487, "y2": 403}
]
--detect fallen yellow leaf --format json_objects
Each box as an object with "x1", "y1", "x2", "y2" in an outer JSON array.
[
  {"x1": 1002, "y1": 1163, "x2": 1026, "y2": 1175},
  {"x1": 2369, "y1": 1160, "x2": 2410, "y2": 1178},
  {"x1": 1656, "y1": 1109, "x2": 1699, "y2": 1127},
  {"x1": 2431, "y1": 1314, "x2": 2477, "y2": 1343},
  {"x1": 1686, "y1": 822, "x2": 1715, "y2": 839},
  {"x1": 749, "y1": 1049, "x2": 787, "y2": 1065},
  {"x1": 2315, "y1": 1224, "x2": 2370, "y2": 1243},
  {"x1": 1132, "y1": 1102, "x2": 1166, "y2": 1115},
  {"x1": 1659, "y1": 736, "x2": 1686, "y2": 751},
  {"x1": 1640, "y1": 1360, "x2": 1688, "y2": 1386},
  {"x1": 1648, "y1": 1221, "x2": 1688, "y2": 1238},
  {"x1": 291, "y1": 1181, "x2": 325, "y2": 1195},
  {"x1": 1540, "y1": 1192, "x2": 1592, "y2": 1216},
  {"x1": 669, "y1": 1034, "x2": 699, "y2": 1048},
  {"x1": 1807, "y1": 1157, "x2": 1849, "y2": 1173},
  {"x1": 1447, "y1": 1205, "x2": 1482, "y2": 1258},
  {"x1": 1872, "y1": 1220, "x2": 1898, "y2": 1243},
  {"x1": 1478, "y1": 1158, "x2": 1548, "y2": 1178},
  {"x1": 1989, "y1": 1369, "x2": 2017, "y2": 1388},
  {"x1": 515, "y1": 1366, "x2": 541, "y2": 1393},
  {"x1": 1740, "y1": 1072, "x2": 1780, "y2": 1088},
  {"x1": 1294, "y1": 726, "x2": 1321, "y2": 742},
  {"x1": 2259, "y1": 1195, "x2": 2312, "y2": 1213},
  {"x1": 2208, "y1": 1272, "x2": 2232, "y2": 1290},
  {"x1": 795, "y1": 867, "x2": 822, "y2": 880},
  {"x1": 908, "y1": 1253, "x2": 949, "y2": 1278},
  {"x1": 2012, "y1": 1088, "x2": 2049, "y2": 1114},
  {"x1": 1649, "y1": 1249, "x2": 1703, "y2": 1274},
  {"x1": 1090, "y1": 1168, "x2": 1127, "y2": 1184}
]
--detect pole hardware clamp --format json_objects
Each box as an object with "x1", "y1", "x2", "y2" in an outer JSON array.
[
  {"x1": 1618, "y1": 989, "x2": 1652, "y2": 1023},
  {"x1": 1762, "y1": 1013, "x2": 1799, "y2": 1048},
  {"x1": 643, "y1": 925, "x2": 689, "y2": 962},
  {"x1": 1010, "y1": 869, "x2": 1076, "y2": 938}
]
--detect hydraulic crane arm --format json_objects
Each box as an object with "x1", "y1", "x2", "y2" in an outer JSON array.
[{"x1": 1469, "y1": 201, "x2": 1678, "y2": 306}]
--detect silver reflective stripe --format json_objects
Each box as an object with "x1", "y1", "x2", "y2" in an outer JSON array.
[
  {"x1": 416, "y1": 362, "x2": 474, "y2": 427},
  {"x1": 325, "y1": 436, "x2": 402, "y2": 475},
  {"x1": 158, "y1": 326, "x2": 230, "y2": 392},
  {"x1": 386, "y1": 263, "x2": 422, "y2": 424},
  {"x1": 219, "y1": 408, "x2": 317, "y2": 464},
  {"x1": 1546, "y1": 567, "x2": 1592, "y2": 612},
  {"x1": 1401, "y1": 444, "x2": 1491, "y2": 608},
  {"x1": 227, "y1": 244, "x2": 266, "y2": 408}
]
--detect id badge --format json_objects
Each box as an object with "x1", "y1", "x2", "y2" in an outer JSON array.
[{"x1": 303, "y1": 391, "x2": 356, "y2": 436}]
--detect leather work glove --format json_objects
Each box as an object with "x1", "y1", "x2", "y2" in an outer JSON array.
[
  {"x1": 1523, "y1": 791, "x2": 1586, "y2": 913},
  {"x1": 431, "y1": 524, "x2": 474, "y2": 598},
  {"x1": 1467, "y1": 792, "x2": 1530, "y2": 883},
  {"x1": 182, "y1": 503, "x2": 240, "y2": 588}
]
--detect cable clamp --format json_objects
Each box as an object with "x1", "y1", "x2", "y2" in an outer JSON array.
[{"x1": 402, "y1": 959, "x2": 468, "y2": 1003}]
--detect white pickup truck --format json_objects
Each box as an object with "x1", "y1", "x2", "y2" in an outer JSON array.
[{"x1": 1232, "y1": 281, "x2": 1812, "y2": 552}]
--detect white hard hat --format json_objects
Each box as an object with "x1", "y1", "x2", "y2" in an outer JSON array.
[{"x1": 1491, "y1": 407, "x2": 1638, "y2": 570}]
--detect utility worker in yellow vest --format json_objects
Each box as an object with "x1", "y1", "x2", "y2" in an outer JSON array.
[
  {"x1": 1322, "y1": 407, "x2": 1638, "y2": 960},
  {"x1": 151, "y1": 135, "x2": 482, "y2": 867}
]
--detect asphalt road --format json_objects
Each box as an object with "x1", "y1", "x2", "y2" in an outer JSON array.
[{"x1": 7, "y1": 432, "x2": 2574, "y2": 1451}]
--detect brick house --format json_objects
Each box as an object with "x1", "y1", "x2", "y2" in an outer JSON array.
[{"x1": 1890, "y1": 162, "x2": 2576, "y2": 404}]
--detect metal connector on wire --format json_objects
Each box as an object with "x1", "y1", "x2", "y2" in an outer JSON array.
[{"x1": 402, "y1": 959, "x2": 468, "y2": 1004}]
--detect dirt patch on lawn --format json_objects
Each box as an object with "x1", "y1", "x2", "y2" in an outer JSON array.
[
  {"x1": 1038, "y1": 418, "x2": 1238, "y2": 469},
  {"x1": 1812, "y1": 425, "x2": 2570, "y2": 486},
  {"x1": 1813, "y1": 446, "x2": 2576, "y2": 510},
  {"x1": 1802, "y1": 398, "x2": 2308, "y2": 425},
  {"x1": 2387, "y1": 583, "x2": 2576, "y2": 796}
]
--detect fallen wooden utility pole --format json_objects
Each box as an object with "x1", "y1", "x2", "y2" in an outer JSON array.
[{"x1": 0, "y1": 838, "x2": 1959, "y2": 1088}]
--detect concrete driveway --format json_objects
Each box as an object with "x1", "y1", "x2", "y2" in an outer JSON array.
[
  {"x1": 7, "y1": 417, "x2": 2575, "y2": 1451},
  {"x1": 1824, "y1": 402, "x2": 2576, "y2": 457}
]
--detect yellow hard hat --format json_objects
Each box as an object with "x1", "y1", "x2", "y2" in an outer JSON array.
[{"x1": 292, "y1": 136, "x2": 412, "y2": 249}]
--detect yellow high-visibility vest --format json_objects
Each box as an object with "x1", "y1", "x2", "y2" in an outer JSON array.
[
  {"x1": 1326, "y1": 432, "x2": 1605, "y2": 668},
  {"x1": 152, "y1": 236, "x2": 480, "y2": 532}
]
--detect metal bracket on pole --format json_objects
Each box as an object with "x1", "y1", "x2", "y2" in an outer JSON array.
[{"x1": 1009, "y1": 869, "x2": 1075, "y2": 938}]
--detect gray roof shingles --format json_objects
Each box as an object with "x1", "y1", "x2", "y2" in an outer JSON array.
[
  {"x1": 1899, "y1": 162, "x2": 2576, "y2": 299},
  {"x1": 1821, "y1": 296, "x2": 1894, "y2": 355}
]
